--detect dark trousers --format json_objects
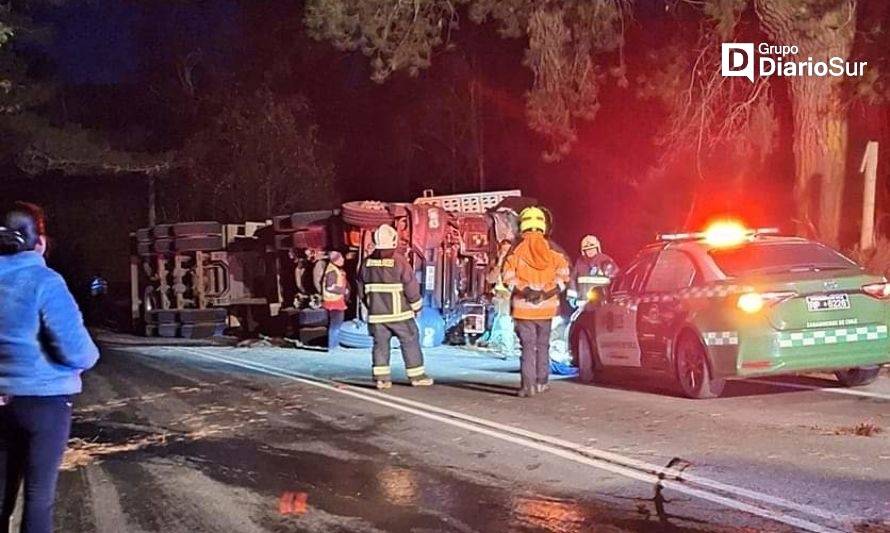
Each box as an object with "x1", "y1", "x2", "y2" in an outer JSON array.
[
  {"x1": 370, "y1": 320, "x2": 425, "y2": 379},
  {"x1": 0, "y1": 396, "x2": 72, "y2": 533},
  {"x1": 515, "y1": 319, "x2": 552, "y2": 389},
  {"x1": 327, "y1": 310, "x2": 345, "y2": 350}
]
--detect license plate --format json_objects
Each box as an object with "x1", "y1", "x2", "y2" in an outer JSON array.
[{"x1": 806, "y1": 294, "x2": 850, "y2": 312}]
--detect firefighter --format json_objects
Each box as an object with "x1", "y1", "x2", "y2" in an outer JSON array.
[
  {"x1": 322, "y1": 251, "x2": 349, "y2": 351},
  {"x1": 359, "y1": 224, "x2": 433, "y2": 389},
  {"x1": 568, "y1": 235, "x2": 618, "y2": 307},
  {"x1": 502, "y1": 206, "x2": 570, "y2": 397}
]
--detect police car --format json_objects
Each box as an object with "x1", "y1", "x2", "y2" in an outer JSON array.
[{"x1": 568, "y1": 222, "x2": 890, "y2": 398}]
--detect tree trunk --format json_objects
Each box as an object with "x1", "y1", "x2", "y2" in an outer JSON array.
[{"x1": 754, "y1": 0, "x2": 856, "y2": 246}]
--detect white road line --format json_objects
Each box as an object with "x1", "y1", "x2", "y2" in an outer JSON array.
[
  {"x1": 166, "y1": 346, "x2": 847, "y2": 533},
  {"x1": 749, "y1": 379, "x2": 890, "y2": 401}
]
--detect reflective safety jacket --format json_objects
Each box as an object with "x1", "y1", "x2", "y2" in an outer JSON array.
[
  {"x1": 568, "y1": 253, "x2": 618, "y2": 299},
  {"x1": 359, "y1": 251, "x2": 422, "y2": 324},
  {"x1": 322, "y1": 264, "x2": 349, "y2": 311},
  {"x1": 502, "y1": 232, "x2": 570, "y2": 320}
]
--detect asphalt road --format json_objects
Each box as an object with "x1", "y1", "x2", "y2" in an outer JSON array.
[{"x1": 30, "y1": 337, "x2": 890, "y2": 532}]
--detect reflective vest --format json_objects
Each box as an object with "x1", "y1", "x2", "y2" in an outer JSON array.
[
  {"x1": 359, "y1": 252, "x2": 422, "y2": 324},
  {"x1": 90, "y1": 277, "x2": 108, "y2": 297},
  {"x1": 568, "y1": 254, "x2": 617, "y2": 300},
  {"x1": 502, "y1": 232, "x2": 570, "y2": 320},
  {"x1": 322, "y1": 264, "x2": 348, "y2": 311}
]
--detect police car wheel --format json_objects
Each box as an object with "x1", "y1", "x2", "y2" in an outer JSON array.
[
  {"x1": 577, "y1": 331, "x2": 602, "y2": 384},
  {"x1": 675, "y1": 334, "x2": 725, "y2": 399},
  {"x1": 834, "y1": 366, "x2": 880, "y2": 387}
]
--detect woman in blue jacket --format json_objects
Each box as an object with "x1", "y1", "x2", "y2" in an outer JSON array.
[{"x1": 0, "y1": 202, "x2": 99, "y2": 533}]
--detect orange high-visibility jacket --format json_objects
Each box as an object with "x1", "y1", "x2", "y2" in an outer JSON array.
[{"x1": 502, "y1": 232, "x2": 570, "y2": 320}]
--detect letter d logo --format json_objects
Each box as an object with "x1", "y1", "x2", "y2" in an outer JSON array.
[{"x1": 721, "y1": 43, "x2": 754, "y2": 82}]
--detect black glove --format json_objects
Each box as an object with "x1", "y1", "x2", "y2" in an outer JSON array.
[{"x1": 526, "y1": 289, "x2": 545, "y2": 304}]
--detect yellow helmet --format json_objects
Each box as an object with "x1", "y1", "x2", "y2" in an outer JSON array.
[
  {"x1": 373, "y1": 224, "x2": 398, "y2": 250},
  {"x1": 581, "y1": 234, "x2": 601, "y2": 253},
  {"x1": 519, "y1": 206, "x2": 547, "y2": 233}
]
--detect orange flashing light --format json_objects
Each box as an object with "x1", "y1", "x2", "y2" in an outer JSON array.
[{"x1": 703, "y1": 221, "x2": 749, "y2": 248}]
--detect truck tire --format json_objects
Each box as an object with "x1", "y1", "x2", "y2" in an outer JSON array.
[
  {"x1": 339, "y1": 320, "x2": 374, "y2": 349},
  {"x1": 151, "y1": 224, "x2": 173, "y2": 239},
  {"x1": 173, "y1": 221, "x2": 222, "y2": 237},
  {"x1": 180, "y1": 322, "x2": 226, "y2": 338},
  {"x1": 153, "y1": 239, "x2": 173, "y2": 253},
  {"x1": 298, "y1": 308, "x2": 329, "y2": 327},
  {"x1": 158, "y1": 323, "x2": 179, "y2": 338},
  {"x1": 341, "y1": 201, "x2": 394, "y2": 228},
  {"x1": 173, "y1": 235, "x2": 224, "y2": 252},
  {"x1": 154, "y1": 310, "x2": 178, "y2": 325},
  {"x1": 179, "y1": 308, "x2": 227, "y2": 324}
]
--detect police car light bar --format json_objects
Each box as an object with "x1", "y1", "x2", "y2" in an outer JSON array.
[{"x1": 657, "y1": 226, "x2": 781, "y2": 243}]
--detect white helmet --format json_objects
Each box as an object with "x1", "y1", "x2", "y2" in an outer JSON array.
[
  {"x1": 373, "y1": 224, "x2": 398, "y2": 250},
  {"x1": 581, "y1": 234, "x2": 601, "y2": 253}
]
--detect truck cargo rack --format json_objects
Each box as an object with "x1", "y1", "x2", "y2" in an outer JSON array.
[{"x1": 414, "y1": 189, "x2": 522, "y2": 214}]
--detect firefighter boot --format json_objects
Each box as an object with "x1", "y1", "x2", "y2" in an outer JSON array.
[{"x1": 410, "y1": 374, "x2": 434, "y2": 387}]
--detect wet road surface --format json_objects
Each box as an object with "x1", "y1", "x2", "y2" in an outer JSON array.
[{"x1": 33, "y1": 338, "x2": 890, "y2": 532}]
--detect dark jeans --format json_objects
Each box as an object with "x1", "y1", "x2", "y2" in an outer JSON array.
[
  {"x1": 0, "y1": 396, "x2": 72, "y2": 533},
  {"x1": 515, "y1": 319, "x2": 552, "y2": 389},
  {"x1": 327, "y1": 309, "x2": 345, "y2": 350}
]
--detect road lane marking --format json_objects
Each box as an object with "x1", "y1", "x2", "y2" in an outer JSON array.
[
  {"x1": 749, "y1": 379, "x2": 890, "y2": 401},
  {"x1": 167, "y1": 347, "x2": 847, "y2": 533}
]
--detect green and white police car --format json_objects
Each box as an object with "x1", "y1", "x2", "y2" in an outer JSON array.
[{"x1": 569, "y1": 222, "x2": 890, "y2": 399}]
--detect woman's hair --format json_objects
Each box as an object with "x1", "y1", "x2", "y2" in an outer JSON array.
[{"x1": 0, "y1": 201, "x2": 47, "y2": 254}]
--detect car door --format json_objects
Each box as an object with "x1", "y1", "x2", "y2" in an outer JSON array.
[
  {"x1": 596, "y1": 250, "x2": 658, "y2": 368},
  {"x1": 636, "y1": 249, "x2": 699, "y2": 372}
]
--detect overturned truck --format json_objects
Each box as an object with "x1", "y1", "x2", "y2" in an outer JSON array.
[{"x1": 130, "y1": 190, "x2": 531, "y2": 346}]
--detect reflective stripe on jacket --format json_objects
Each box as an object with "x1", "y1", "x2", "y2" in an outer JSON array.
[
  {"x1": 322, "y1": 264, "x2": 348, "y2": 311},
  {"x1": 359, "y1": 252, "x2": 422, "y2": 324},
  {"x1": 502, "y1": 232, "x2": 570, "y2": 320}
]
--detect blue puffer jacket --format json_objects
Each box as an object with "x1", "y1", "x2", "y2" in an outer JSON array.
[{"x1": 0, "y1": 251, "x2": 99, "y2": 396}]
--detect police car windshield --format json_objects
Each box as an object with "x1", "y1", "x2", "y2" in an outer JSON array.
[{"x1": 709, "y1": 242, "x2": 858, "y2": 277}]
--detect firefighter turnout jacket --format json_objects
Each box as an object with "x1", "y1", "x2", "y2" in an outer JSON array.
[
  {"x1": 322, "y1": 263, "x2": 349, "y2": 311},
  {"x1": 569, "y1": 253, "x2": 618, "y2": 300},
  {"x1": 359, "y1": 250, "x2": 423, "y2": 324},
  {"x1": 502, "y1": 232, "x2": 571, "y2": 320}
]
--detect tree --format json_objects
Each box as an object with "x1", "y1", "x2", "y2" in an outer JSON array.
[
  {"x1": 173, "y1": 86, "x2": 336, "y2": 222},
  {"x1": 0, "y1": 2, "x2": 170, "y2": 182},
  {"x1": 754, "y1": 0, "x2": 856, "y2": 245},
  {"x1": 305, "y1": 0, "x2": 629, "y2": 161}
]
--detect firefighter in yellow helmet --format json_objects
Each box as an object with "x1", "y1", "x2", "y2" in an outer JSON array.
[
  {"x1": 502, "y1": 206, "x2": 571, "y2": 397},
  {"x1": 358, "y1": 223, "x2": 433, "y2": 389},
  {"x1": 568, "y1": 235, "x2": 618, "y2": 307}
]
